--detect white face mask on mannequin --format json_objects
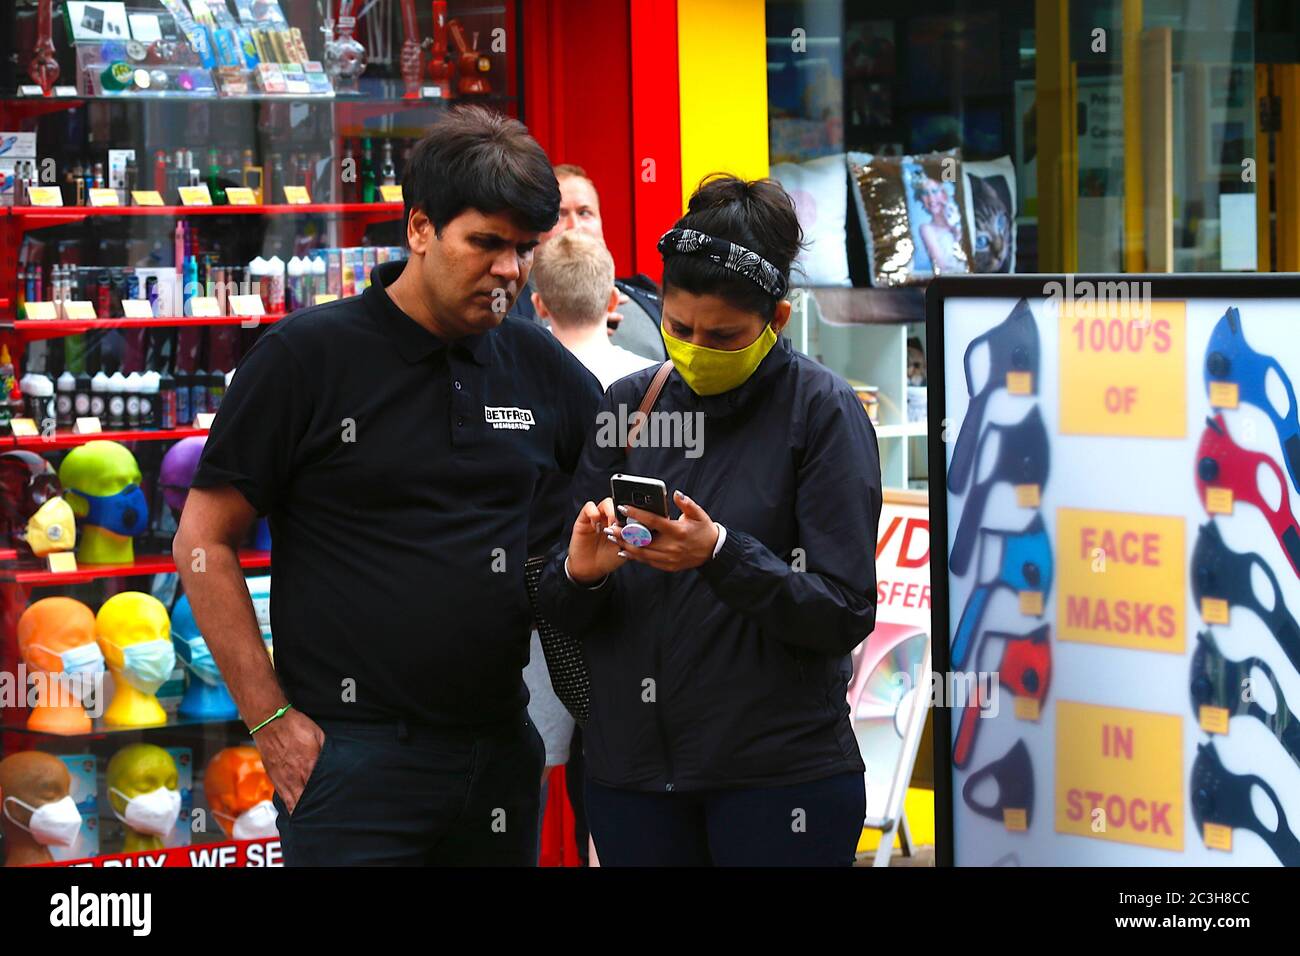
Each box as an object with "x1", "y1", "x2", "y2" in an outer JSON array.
[
  {"x1": 110, "y1": 786, "x2": 180, "y2": 836},
  {"x1": 216, "y1": 799, "x2": 280, "y2": 841},
  {"x1": 4, "y1": 794, "x2": 83, "y2": 847}
]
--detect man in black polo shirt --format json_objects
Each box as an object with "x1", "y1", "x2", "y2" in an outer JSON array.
[{"x1": 174, "y1": 106, "x2": 602, "y2": 866}]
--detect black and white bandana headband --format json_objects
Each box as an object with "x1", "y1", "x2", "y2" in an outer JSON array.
[{"x1": 657, "y1": 228, "x2": 789, "y2": 299}]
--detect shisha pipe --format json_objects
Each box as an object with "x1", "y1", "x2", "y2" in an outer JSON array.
[
  {"x1": 30, "y1": 0, "x2": 60, "y2": 94},
  {"x1": 398, "y1": 0, "x2": 426, "y2": 97}
]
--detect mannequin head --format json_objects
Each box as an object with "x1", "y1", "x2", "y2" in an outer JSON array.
[
  {"x1": 171, "y1": 594, "x2": 238, "y2": 720},
  {"x1": 0, "y1": 751, "x2": 76, "y2": 866},
  {"x1": 59, "y1": 440, "x2": 146, "y2": 565},
  {"x1": 106, "y1": 744, "x2": 179, "y2": 853},
  {"x1": 18, "y1": 597, "x2": 101, "y2": 733},
  {"x1": 96, "y1": 592, "x2": 174, "y2": 728},
  {"x1": 0, "y1": 450, "x2": 76, "y2": 557},
  {"x1": 159, "y1": 437, "x2": 207, "y2": 514},
  {"x1": 204, "y1": 747, "x2": 277, "y2": 841}
]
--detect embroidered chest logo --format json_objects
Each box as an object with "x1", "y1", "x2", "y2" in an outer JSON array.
[{"x1": 484, "y1": 406, "x2": 535, "y2": 431}]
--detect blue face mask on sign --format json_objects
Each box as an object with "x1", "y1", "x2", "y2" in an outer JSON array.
[
  {"x1": 77, "y1": 484, "x2": 148, "y2": 537},
  {"x1": 1205, "y1": 306, "x2": 1300, "y2": 493}
]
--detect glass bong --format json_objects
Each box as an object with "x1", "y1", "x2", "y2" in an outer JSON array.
[{"x1": 322, "y1": 0, "x2": 367, "y2": 95}]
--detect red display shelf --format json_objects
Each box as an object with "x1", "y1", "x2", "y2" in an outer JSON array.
[
  {"x1": 5, "y1": 549, "x2": 270, "y2": 585},
  {"x1": 6, "y1": 313, "x2": 285, "y2": 341},
  {"x1": 6, "y1": 202, "x2": 402, "y2": 226},
  {"x1": 4, "y1": 425, "x2": 209, "y2": 451}
]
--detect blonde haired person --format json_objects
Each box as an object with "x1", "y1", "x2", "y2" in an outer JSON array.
[{"x1": 532, "y1": 231, "x2": 658, "y2": 390}]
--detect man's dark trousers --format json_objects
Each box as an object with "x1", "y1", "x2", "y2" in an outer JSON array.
[{"x1": 272, "y1": 711, "x2": 545, "y2": 865}]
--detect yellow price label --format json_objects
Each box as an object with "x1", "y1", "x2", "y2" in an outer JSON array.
[
  {"x1": 283, "y1": 185, "x2": 311, "y2": 205},
  {"x1": 1203, "y1": 822, "x2": 1233, "y2": 852},
  {"x1": 46, "y1": 552, "x2": 78, "y2": 573},
  {"x1": 1208, "y1": 381, "x2": 1239, "y2": 409},
  {"x1": 1014, "y1": 696, "x2": 1042, "y2": 721},
  {"x1": 178, "y1": 185, "x2": 213, "y2": 206},
  {"x1": 1015, "y1": 484, "x2": 1042, "y2": 508},
  {"x1": 88, "y1": 188, "x2": 119, "y2": 207},
  {"x1": 132, "y1": 190, "x2": 165, "y2": 206},
  {"x1": 1205, "y1": 487, "x2": 1234, "y2": 515},
  {"x1": 1198, "y1": 705, "x2": 1230, "y2": 735},
  {"x1": 379, "y1": 184, "x2": 403, "y2": 202},
  {"x1": 1007, "y1": 371, "x2": 1033, "y2": 395},
  {"x1": 226, "y1": 187, "x2": 257, "y2": 205},
  {"x1": 1019, "y1": 590, "x2": 1044, "y2": 616},
  {"x1": 1200, "y1": 598, "x2": 1229, "y2": 625},
  {"x1": 27, "y1": 186, "x2": 63, "y2": 207}
]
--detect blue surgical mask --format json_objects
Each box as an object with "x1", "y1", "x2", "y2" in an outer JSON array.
[
  {"x1": 104, "y1": 637, "x2": 175, "y2": 695},
  {"x1": 75, "y1": 484, "x2": 148, "y2": 537},
  {"x1": 174, "y1": 633, "x2": 222, "y2": 687}
]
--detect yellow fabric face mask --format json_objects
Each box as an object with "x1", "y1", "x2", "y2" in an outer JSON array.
[
  {"x1": 661, "y1": 323, "x2": 779, "y2": 396},
  {"x1": 25, "y1": 496, "x2": 77, "y2": 557}
]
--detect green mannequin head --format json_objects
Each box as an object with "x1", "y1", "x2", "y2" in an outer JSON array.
[{"x1": 58, "y1": 441, "x2": 146, "y2": 565}]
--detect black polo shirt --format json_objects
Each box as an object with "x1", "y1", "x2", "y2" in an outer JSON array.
[{"x1": 193, "y1": 260, "x2": 602, "y2": 727}]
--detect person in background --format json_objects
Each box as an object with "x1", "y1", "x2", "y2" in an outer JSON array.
[
  {"x1": 533, "y1": 231, "x2": 659, "y2": 390},
  {"x1": 511, "y1": 164, "x2": 666, "y2": 364},
  {"x1": 523, "y1": 230, "x2": 657, "y2": 864},
  {"x1": 540, "y1": 174, "x2": 882, "y2": 866}
]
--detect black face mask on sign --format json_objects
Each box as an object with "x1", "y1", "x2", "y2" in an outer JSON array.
[
  {"x1": 962, "y1": 738, "x2": 1034, "y2": 827},
  {"x1": 948, "y1": 298, "x2": 1039, "y2": 495},
  {"x1": 1190, "y1": 741, "x2": 1300, "y2": 866},
  {"x1": 950, "y1": 405, "x2": 1050, "y2": 577}
]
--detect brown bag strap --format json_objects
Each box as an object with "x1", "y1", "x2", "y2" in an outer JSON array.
[{"x1": 624, "y1": 360, "x2": 674, "y2": 455}]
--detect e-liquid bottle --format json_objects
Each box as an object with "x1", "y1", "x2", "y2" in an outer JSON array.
[{"x1": 159, "y1": 369, "x2": 177, "y2": 429}]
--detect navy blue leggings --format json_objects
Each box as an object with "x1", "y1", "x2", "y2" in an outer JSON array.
[{"x1": 585, "y1": 771, "x2": 865, "y2": 866}]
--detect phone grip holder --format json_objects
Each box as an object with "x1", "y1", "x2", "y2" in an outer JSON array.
[{"x1": 620, "y1": 521, "x2": 652, "y2": 548}]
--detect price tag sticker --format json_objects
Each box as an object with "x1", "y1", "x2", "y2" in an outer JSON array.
[
  {"x1": 314, "y1": 293, "x2": 338, "y2": 305},
  {"x1": 195, "y1": 413, "x2": 216, "y2": 430},
  {"x1": 10, "y1": 418, "x2": 39, "y2": 437},
  {"x1": 226, "y1": 187, "x2": 257, "y2": 206},
  {"x1": 132, "y1": 190, "x2": 165, "y2": 206},
  {"x1": 23, "y1": 301, "x2": 57, "y2": 321},
  {"x1": 1201, "y1": 597, "x2": 1229, "y2": 625},
  {"x1": 54, "y1": 85, "x2": 79, "y2": 98},
  {"x1": 1208, "y1": 381, "x2": 1239, "y2": 409},
  {"x1": 189, "y1": 297, "x2": 222, "y2": 317},
  {"x1": 46, "y1": 552, "x2": 78, "y2": 574},
  {"x1": 1019, "y1": 590, "x2": 1044, "y2": 616},
  {"x1": 121, "y1": 300, "x2": 155, "y2": 319},
  {"x1": 1205, "y1": 487, "x2": 1234, "y2": 515},
  {"x1": 1198, "y1": 705, "x2": 1230, "y2": 735},
  {"x1": 229, "y1": 294, "x2": 265, "y2": 316},
  {"x1": 178, "y1": 185, "x2": 213, "y2": 206},
  {"x1": 64, "y1": 301, "x2": 97, "y2": 320},
  {"x1": 18, "y1": 84, "x2": 44, "y2": 97},
  {"x1": 422, "y1": 85, "x2": 443, "y2": 99},
  {"x1": 1015, "y1": 484, "x2": 1041, "y2": 508},
  {"x1": 1007, "y1": 371, "x2": 1033, "y2": 395},
  {"x1": 1002, "y1": 808, "x2": 1028, "y2": 832},
  {"x1": 1014, "y1": 696, "x2": 1041, "y2": 721},
  {"x1": 27, "y1": 186, "x2": 63, "y2": 207},
  {"x1": 379, "y1": 184, "x2": 403, "y2": 203},
  {"x1": 1203, "y1": 822, "x2": 1233, "y2": 852},
  {"x1": 73, "y1": 417, "x2": 102, "y2": 435},
  {"x1": 88, "y1": 188, "x2": 120, "y2": 207},
  {"x1": 283, "y1": 185, "x2": 311, "y2": 205}
]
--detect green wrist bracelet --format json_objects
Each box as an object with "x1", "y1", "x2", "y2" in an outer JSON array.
[{"x1": 249, "y1": 704, "x2": 293, "y2": 735}]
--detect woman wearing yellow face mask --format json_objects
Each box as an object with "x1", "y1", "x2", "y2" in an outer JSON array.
[{"x1": 539, "y1": 174, "x2": 883, "y2": 866}]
